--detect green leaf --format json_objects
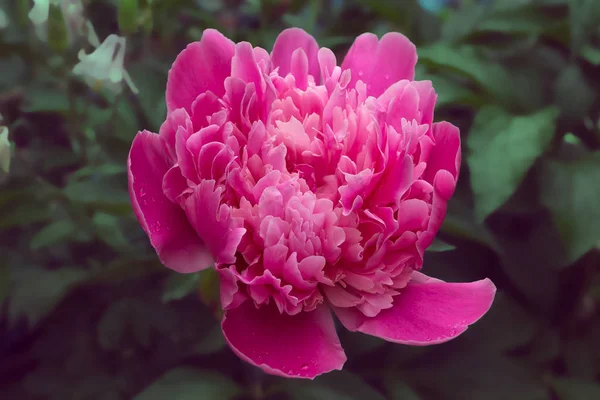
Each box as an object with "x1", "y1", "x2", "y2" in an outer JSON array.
[
  {"x1": 30, "y1": 220, "x2": 76, "y2": 250},
  {"x1": 569, "y1": 0, "x2": 600, "y2": 54},
  {"x1": 552, "y1": 378, "x2": 600, "y2": 400},
  {"x1": 404, "y1": 353, "x2": 547, "y2": 400},
  {"x1": 468, "y1": 106, "x2": 558, "y2": 221},
  {"x1": 283, "y1": 371, "x2": 386, "y2": 400},
  {"x1": 162, "y1": 272, "x2": 201, "y2": 303},
  {"x1": 7, "y1": 265, "x2": 88, "y2": 327},
  {"x1": 97, "y1": 299, "x2": 177, "y2": 350},
  {"x1": 133, "y1": 368, "x2": 241, "y2": 400},
  {"x1": 455, "y1": 292, "x2": 537, "y2": 352},
  {"x1": 553, "y1": 64, "x2": 596, "y2": 123},
  {"x1": 195, "y1": 324, "x2": 227, "y2": 355},
  {"x1": 0, "y1": 204, "x2": 51, "y2": 230},
  {"x1": 539, "y1": 152, "x2": 600, "y2": 262},
  {"x1": 64, "y1": 180, "x2": 131, "y2": 214},
  {"x1": 441, "y1": 198, "x2": 502, "y2": 254},
  {"x1": 387, "y1": 380, "x2": 421, "y2": 400},
  {"x1": 0, "y1": 264, "x2": 10, "y2": 304},
  {"x1": 427, "y1": 238, "x2": 456, "y2": 252},
  {"x1": 93, "y1": 212, "x2": 131, "y2": 252},
  {"x1": 0, "y1": 55, "x2": 26, "y2": 90},
  {"x1": 581, "y1": 45, "x2": 600, "y2": 65},
  {"x1": 22, "y1": 87, "x2": 70, "y2": 113}
]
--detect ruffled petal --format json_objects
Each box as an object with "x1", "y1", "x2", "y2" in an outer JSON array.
[
  {"x1": 342, "y1": 32, "x2": 417, "y2": 97},
  {"x1": 422, "y1": 121, "x2": 461, "y2": 183},
  {"x1": 183, "y1": 180, "x2": 246, "y2": 264},
  {"x1": 271, "y1": 28, "x2": 320, "y2": 82},
  {"x1": 166, "y1": 29, "x2": 235, "y2": 113},
  {"x1": 333, "y1": 275, "x2": 496, "y2": 345},
  {"x1": 128, "y1": 131, "x2": 213, "y2": 272},
  {"x1": 222, "y1": 302, "x2": 346, "y2": 379}
]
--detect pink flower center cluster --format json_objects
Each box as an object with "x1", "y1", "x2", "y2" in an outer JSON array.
[{"x1": 159, "y1": 36, "x2": 450, "y2": 319}]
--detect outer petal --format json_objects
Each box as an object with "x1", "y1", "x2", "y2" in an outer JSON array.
[
  {"x1": 333, "y1": 276, "x2": 496, "y2": 345},
  {"x1": 222, "y1": 302, "x2": 346, "y2": 379},
  {"x1": 341, "y1": 32, "x2": 417, "y2": 97},
  {"x1": 166, "y1": 29, "x2": 235, "y2": 113},
  {"x1": 422, "y1": 121, "x2": 461, "y2": 183},
  {"x1": 128, "y1": 131, "x2": 213, "y2": 273},
  {"x1": 271, "y1": 28, "x2": 320, "y2": 82}
]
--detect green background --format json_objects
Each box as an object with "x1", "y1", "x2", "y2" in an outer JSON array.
[{"x1": 1, "y1": 0, "x2": 600, "y2": 399}]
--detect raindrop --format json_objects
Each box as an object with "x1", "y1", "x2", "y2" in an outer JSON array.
[
  {"x1": 301, "y1": 364, "x2": 309, "y2": 371},
  {"x1": 358, "y1": 71, "x2": 363, "y2": 77},
  {"x1": 384, "y1": 74, "x2": 390, "y2": 80},
  {"x1": 139, "y1": 188, "x2": 146, "y2": 198}
]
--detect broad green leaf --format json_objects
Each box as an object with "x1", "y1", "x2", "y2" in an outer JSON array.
[
  {"x1": 454, "y1": 292, "x2": 537, "y2": 352},
  {"x1": 427, "y1": 238, "x2": 456, "y2": 252},
  {"x1": 539, "y1": 152, "x2": 600, "y2": 262},
  {"x1": 92, "y1": 212, "x2": 131, "y2": 252},
  {"x1": 22, "y1": 87, "x2": 70, "y2": 113},
  {"x1": 0, "y1": 55, "x2": 27, "y2": 89},
  {"x1": 0, "y1": 264, "x2": 9, "y2": 304},
  {"x1": 553, "y1": 64, "x2": 596, "y2": 123},
  {"x1": 495, "y1": 215, "x2": 563, "y2": 313},
  {"x1": 0, "y1": 204, "x2": 51, "y2": 230},
  {"x1": 552, "y1": 378, "x2": 600, "y2": 400},
  {"x1": 468, "y1": 106, "x2": 558, "y2": 221},
  {"x1": 418, "y1": 45, "x2": 543, "y2": 110},
  {"x1": 162, "y1": 271, "x2": 202, "y2": 303},
  {"x1": 283, "y1": 370, "x2": 386, "y2": 400},
  {"x1": 195, "y1": 324, "x2": 227, "y2": 355},
  {"x1": 7, "y1": 265, "x2": 88, "y2": 327},
  {"x1": 569, "y1": 0, "x2": 600, "y2": 54},
  {"x1": 403, "y1": 353, "x2": 547, "y2": 400},
  {"x1": 133, "y1": 368, "x2": 240, "y2": 400},
  {"x1": 127, "y1": 63, "x2": 167, "y2": 132},
  {"x1": 441, "y1": 198, "x2": 502, "y2": 254},
  {"x1": 97, "y1": 299, "x2": 177, "y2": 350},
  {"x1": 440, "y1": 3, "x2": 488, "y2": 42},
  {"x1": 64, "y1": 180, "x2": 130, "y2": 214},
  {"x1": 581, "y1": 45, "x2": 600, "y2": 65},
  {"x1": 386, "y1": 380, "x2": 421, "y2": 400},
  {"x1": 30, "y1": 220, "x2": 75, "y2": 250}
]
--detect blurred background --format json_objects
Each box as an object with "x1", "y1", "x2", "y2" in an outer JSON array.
[{"x1": 1, "y1": 0, "x2": 600, "y2": 399}]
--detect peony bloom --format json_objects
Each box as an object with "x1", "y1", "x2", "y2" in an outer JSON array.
[{"x1": 128, "y1": 28, "x2": 496, "y2": 379}]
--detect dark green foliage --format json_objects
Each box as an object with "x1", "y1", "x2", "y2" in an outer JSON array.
[{"x1": 1, "y1": 0, "x2": 599, "y2": 399}]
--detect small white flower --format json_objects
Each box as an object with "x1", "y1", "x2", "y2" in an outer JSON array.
[
  {"x1": 0, "y1": 7, "x2": 9, "y2": 30},
  {"x1": 0, "y1": 121, "x2": 10, "y2": 174},
  {"x1": 73, "y1": 30, "x2": 138, "y2": 94},
  {"x1": 28, "y1": 0, "x2": 85, "y2": 43}
]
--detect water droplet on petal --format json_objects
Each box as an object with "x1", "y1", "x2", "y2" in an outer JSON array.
[
  {"x1": 301, "y1": 364, "x2": 309, "y2": 371},
  {"x1": 384, "y1": 74, "x2": 390, "y2": 80}
]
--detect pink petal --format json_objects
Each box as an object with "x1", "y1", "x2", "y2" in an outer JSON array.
[
  {"x1": 222, "y1": 302, "x2": 346, "y2": 378},
  {"x1": 422, "y1": 121, "x2": 461, "y2": 183},
  {"x1": 162, "y1": 165, "x2": 190, "y2": 205},
  {"x1": 342, "y1": 32, "x2": 417, "y2": 97},
  {"x1": 416, "y1": 169, "x2": 457, "y2": 257},
  {"x1": 271, "y1": 28, "x2": 320, "y2": 82},
  {"x1": 128, "y1": 131, "x2": 213, "y2": 273},
  {"x1": 184, "y1": 180, "x2": 246, "y2": 265},
  {"x1": 166, "y1": 29, "x2": 235, "y2": 113},
  {"x1": 333, "y1": 276, "x2": 496, "y2": 345}
]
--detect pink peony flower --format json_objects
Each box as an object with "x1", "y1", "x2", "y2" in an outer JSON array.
[{"x1": 128, "y1": 28, "x2": 496, "y2": 379}]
